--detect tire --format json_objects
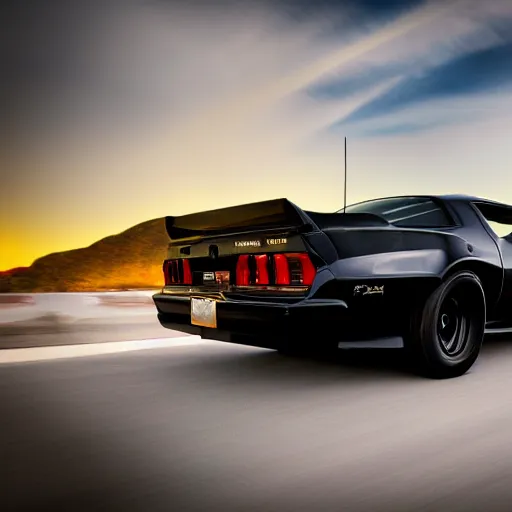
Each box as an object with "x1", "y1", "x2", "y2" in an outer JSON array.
[{"x1": 406, "y1": 270, "x2": 486, "y2": 379}]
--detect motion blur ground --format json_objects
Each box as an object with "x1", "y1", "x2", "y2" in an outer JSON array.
[
  {"x1": 4, "y1": 335, "x2": 512, "y2": 511},
  {"x1": 3, "y1": 294, "x2": 512, "y2": 511},
  {"x1": 0, "y1": 291, "x2": 174, "y2": 349}
]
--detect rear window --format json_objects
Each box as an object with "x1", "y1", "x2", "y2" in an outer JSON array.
[{"x1": 341, "y1": 196, "x2": 454, "y2": 228}]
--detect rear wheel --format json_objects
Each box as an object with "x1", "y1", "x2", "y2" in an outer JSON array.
[{"x1": 406, "y1": 271, "x2": 486, "y2": 379}]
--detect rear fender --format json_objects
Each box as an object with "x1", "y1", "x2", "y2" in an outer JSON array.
[
  {"x1": 327, "y1": 249, "x2": 448, "y2": 278},
  {"x1": 309, "y1": 249, "x2": 448, "y2": 309},
  {"x1": 309, "y1": 250, "x2": 502, "y2": 318}
]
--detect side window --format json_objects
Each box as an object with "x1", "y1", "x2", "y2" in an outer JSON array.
[
  {"x1": 473, "y1": 203, "x2": 512, "y2": 238},
  {"x1": 388, "y1": 200, "x2": 453, "y2": 228},
  {"x1": 485, "y1": 221, "x2": 511, "y2": 238},
  {"x1": 344, "y1": 197, "x2": 454, "y2": 228}
]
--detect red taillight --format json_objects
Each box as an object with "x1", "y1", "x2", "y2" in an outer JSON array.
[
  {"x1": 182, "y1": 259, "x2": 192, "y2": 285},
  {"x1": 163, "y1": 259, "x2": 192, "y2": 286},
  {"x1": 280, "y1": 252, "x2": 316, "y2": 286},
  {"x1": 273, "y1": 254, "x2": 290, "y2": 285},
  {"x1": 163, "y1": 260, "x2": 171, "y2": 285},
  {"x1": 273, "y1": 253, "x2": 316, "y2": 286},
  {"x1": 255, "y1": 254, "x2": 269, "y2": 285},
  {"x1": 234, "y1": 252, "x2": 315, "y2": 287},
  {"x1": 163, "y1": 260, "x2": 177, "y2": 285},
  {"x1": 236, "y1": 254, "x2": 250, "y2": 286},
  {"x1": 296, "y1": 253, "x2": 316, "y2": 285}
]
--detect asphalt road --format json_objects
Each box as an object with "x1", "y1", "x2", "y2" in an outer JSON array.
[
  {"x1": 0, "y1": 315, "x2": 183, "y2": 349},
  {"x1": 0, "y1": 291, "x2": 173, "y2": 349},
  {"x1": 4, "y1": 335, "x2": 512, "y2": 511}
]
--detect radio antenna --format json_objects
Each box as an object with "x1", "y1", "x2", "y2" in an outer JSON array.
[{"x1": 343, "y1": 136, "x2": 347, "y2": 213}]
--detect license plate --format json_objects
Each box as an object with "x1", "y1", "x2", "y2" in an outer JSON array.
[{"x1": 191, "y1": 297, "x2": 217, "y2": 328}]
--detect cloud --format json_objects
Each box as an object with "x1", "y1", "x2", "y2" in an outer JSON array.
[
  {"x1": 363, "y1": 122, "x2": 440, "y2": 137},
  {"x1": 11, "y1": 0, "x2": 507, "y2": 153},
  {"x1": 341, "y1": 41, "x2": 512, "y2": 127},
  {"x1": 316, "y1": 2, "x2": 512, "y2": 135},
  {"x1": 16, "y1": 0, "x2": 458, "y2": 164},
  {"x1": 326, "y1": 85, "x2": 512, "y2": 139}
]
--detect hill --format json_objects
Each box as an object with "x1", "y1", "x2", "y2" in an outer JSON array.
[{"x1": 0, "y1": 218, "x2": 169, "y2": 293}]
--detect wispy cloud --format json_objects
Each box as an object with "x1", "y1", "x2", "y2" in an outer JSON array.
[
  {"x1": 314, "y1": 2, "x2": 512, "y2": 136},
  {"x1": 337, "y1": 40, "x2": 512, "y2": 131}
]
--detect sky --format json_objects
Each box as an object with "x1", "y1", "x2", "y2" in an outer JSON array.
[{"x1": 2, "y1": 0, "x2": 512, "y2": 270}]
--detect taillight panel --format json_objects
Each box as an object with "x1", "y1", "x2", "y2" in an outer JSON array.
[
  {"x1": 239, "y1": 252, "x2": 316, "y2": 287},
  {"x1": 163, "y1": 252, "x2": 316, "y2": 287}
]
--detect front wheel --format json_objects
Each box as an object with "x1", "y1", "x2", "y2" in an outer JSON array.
[{"x1": 406, "y1": 271, "x2": 486, "y2": 379}]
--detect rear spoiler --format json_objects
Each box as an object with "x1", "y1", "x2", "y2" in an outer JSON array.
[{"x1": 165, "y1": 198, "x2": 317, "y2": 243}]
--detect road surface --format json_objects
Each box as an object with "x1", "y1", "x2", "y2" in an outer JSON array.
[
  {"x1": 0, "y1": 291, "x2": 176, "y2": 349},
  {"x1": 4, "y1": 333, "x2": 512, "y2": 511}
]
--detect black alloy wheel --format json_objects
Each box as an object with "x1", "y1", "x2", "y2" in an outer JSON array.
[{"x1": 407, "y1": 270, "x2": 486, "y2": 379}]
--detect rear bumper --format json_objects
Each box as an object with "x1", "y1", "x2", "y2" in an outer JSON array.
[{"x1": 153, "y1": 292, "x2": 402, "y2": 349}]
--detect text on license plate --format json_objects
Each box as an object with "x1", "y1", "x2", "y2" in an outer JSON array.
[{"x1": 191, "y1": 297, "x2": 217, "y2": 328}]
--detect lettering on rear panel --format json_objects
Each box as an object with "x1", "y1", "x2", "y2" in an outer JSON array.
[
  {"x1": 266, "y1": 238, "x2": 287, "y2": 245},
  {"x1": 233, "y1": 240, "x2": 261, "y2": 247}
]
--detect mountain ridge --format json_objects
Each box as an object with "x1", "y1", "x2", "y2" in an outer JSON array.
[{"x1": 0, "y1": 218, "x2": 168, "y2": 293}]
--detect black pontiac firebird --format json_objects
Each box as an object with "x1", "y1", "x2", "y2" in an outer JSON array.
[{"x1": 153, "y1": 194, "x2": 512, "y2": 379}]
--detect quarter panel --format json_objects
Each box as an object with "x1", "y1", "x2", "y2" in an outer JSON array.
[
  {"x1": 323, "y1": 227, "x2": 473, "y2": 264},
  {"x1": 328, "y1": 249, "x2": 448, "y2": 278},
  {"x1": 308, "y1": 226, "x2": 496, "y2": 328}
]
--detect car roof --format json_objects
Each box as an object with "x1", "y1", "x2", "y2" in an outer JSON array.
[
  {"x1": 434, "y1": 194, "x2": 512, "y2": 211},
  {"x1": 349, "y1": 194, "x2": 512, "y2": 209},
  {"x1": 337, "y1": 194, "x2": 512, "y2": 224},
  {"x1": 437, "y1": 193, "x2": 504, "y2": 204}
]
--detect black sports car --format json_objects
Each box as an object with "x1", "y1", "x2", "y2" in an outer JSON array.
[{"x1": 153, "y1": 194, "x2": 512, "y2": 378}]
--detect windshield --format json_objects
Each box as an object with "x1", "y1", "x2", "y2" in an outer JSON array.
[{"x1": 337, "y1": 196, "x2": 454, "y2": 228}]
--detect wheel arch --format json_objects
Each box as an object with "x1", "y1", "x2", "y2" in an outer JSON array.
[{"x1": 440, "y1": 259, "x2": 502, "y2": 314}]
